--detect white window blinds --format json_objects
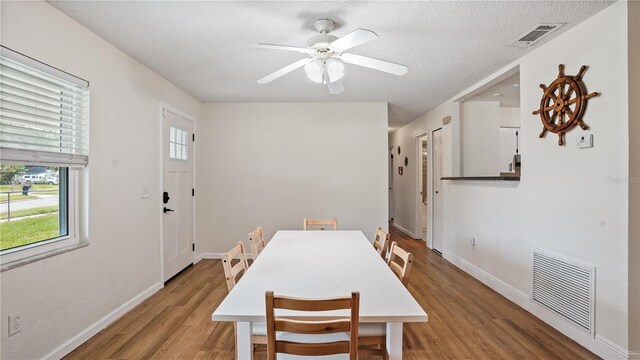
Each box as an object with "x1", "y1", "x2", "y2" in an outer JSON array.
[{"x1": 0, "y1": 46, "x2": 90, "y2": 167}]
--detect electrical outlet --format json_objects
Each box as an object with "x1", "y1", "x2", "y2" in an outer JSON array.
[{"x1": 8, "y1": 314, "x2": 22, "y2": 337}]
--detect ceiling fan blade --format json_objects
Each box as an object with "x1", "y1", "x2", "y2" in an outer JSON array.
[
  {"x1": 327, "y1": 79, "x2": 344, "y2": 95},
  {"x1": 340, "y1": 53, "x2": 408, "y2": 76},
  {"x1": 330, "y1": 29, "x2": 378, "y2": 51},
  {"x1": 257, "y1": 58, "x2": 312, "y2": 84},
  {"x1": 251, "y1": 43, "x2": 314, "y2": 54}
]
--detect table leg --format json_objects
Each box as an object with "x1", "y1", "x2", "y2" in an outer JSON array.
[
  {"x1": 386, "y1": 322, "x2": 403, "y2": 360},
  {"x1": 236, "y1": 321, "x2": 253, "y2": 360}
]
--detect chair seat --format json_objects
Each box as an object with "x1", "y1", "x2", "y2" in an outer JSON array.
[{"x1": 358, "y1": 323, "x2": 387, "y2": 336}]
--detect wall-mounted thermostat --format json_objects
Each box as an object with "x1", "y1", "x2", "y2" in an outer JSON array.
[{"x1": 577, "y1": 133, "x2": 594, "y2": 149}]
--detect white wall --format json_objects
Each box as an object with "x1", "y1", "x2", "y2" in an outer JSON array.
[
  {"x1": 498, "y1": 107, "x2": 521, "y2": 173},
  {"x1": 390, "y1": 2, "x2": 631, "y2": 358},
  {"x1": 461, "y1": 101, "x2": 500, "y2": 176},
  {"x1": 0, "y1": 2, "x2": 202, "y2": 359},
  {"x1": 196, "y1": 102, "x2": 388, "y2": 254},
  {"x1": 499, "y1": 128, "x2": 518, "y2": 173},
  {"x1": 500, "y1": 107, "x2": 521, "y2": 128}
]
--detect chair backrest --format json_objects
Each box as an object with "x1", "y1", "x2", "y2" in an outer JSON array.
[
  {"x1": 303, "y1": 218, "x2": 338, "y2": 231},
  {"x1": 372, "y1": 226, "x2": 390, "y2": 259},
  {"x1": 221, "y1": 241, "x2": 249, "y2": 291},
  {"x1": 248, "y1": 226, "x2": 266, "y2": 259},
  {"x1": 387, "y1": 241, "x2": 414, "y2": 287},
  {"x1": 265, "y1": 291, "x2": 359, "y2": 360}
]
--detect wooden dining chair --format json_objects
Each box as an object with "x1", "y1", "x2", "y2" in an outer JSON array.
[
  {"x1": 303, "y1": 218, "x2": 338, "y2": 231},
  {"x1": 265, "y1": 291, "x2": 359, "y2": 360},
  {"x1": 387, "y1": 241, "x2": 414, "y2": 287},
  {"x1": 359, "y1": 241, "x2": 414, "y2": 358},
  {"x1": 372, "y1": 226, "x2": 390, "y2": 259},
  {"x1": 221, "y1": 242, "x2": 267, "y2": 350},
  {"x1": 221, "y1": 241, "x2": 250, "y2": 292},
  {"x1": 248, "y1": 226, "x2": 266, "y2": 260}
]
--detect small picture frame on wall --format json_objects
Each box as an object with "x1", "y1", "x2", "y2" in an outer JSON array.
[{"x1": 398, "y1": 166, "x2": 403, "y2": 175}]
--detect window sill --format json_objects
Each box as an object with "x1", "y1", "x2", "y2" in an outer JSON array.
[{"x1": 0, "y1": 241, "x2": 89, "y2": 272}]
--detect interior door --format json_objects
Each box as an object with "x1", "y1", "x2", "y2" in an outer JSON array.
[
  {"x1": 389, "y1": 147, "x2": 394, "y2": 222},
  {"x1": 162, "y1": 109, "x2": 194, "y2": 281},
  {"x1": 419, "y1": 136, "x2": 428, "y2": 241},
  {"x1": 432, "y1": 128, "x2": 444, "y2": 254}
]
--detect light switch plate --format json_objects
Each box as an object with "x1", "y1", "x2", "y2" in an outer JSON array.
[
  {"x1": 141, "y1": 186, "x2": 150, "y2": 199},
  {"x1": 577, "y1": 133, "x2": 593, "y2": 149}
]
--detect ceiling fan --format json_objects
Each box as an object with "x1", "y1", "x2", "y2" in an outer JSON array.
[{"x1": 253, "y1": 19, "x2": 408, "y2": 95}]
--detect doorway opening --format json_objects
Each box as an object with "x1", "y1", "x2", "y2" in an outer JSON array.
[
  {"x1": 417, "y1": 134, "x2": 428, "y2": 243},
  {"x1": 389, "y1": 146, "x2": 394, "y2": 222},
  {"x1": 431, "y1": 128, "x2": 444, "y2": 255}
]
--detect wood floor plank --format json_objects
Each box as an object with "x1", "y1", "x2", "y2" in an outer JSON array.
[{"x1": 65, "y1": 225, "x2": 600, "y2": 360}]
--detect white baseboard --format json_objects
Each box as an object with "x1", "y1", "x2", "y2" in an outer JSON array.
[
  {"x1": 194, "y1": 253, "x2": 204, "y2": 263},
  {"x1": 201, "y1": 253, "x2": 254, "y2": 260},
  {"x1": 392, "y1": 223, "x2": 417, "y2": 239},
  {"x1": 595, "y1": 334, "x2": 635, "y2": 360},
  {"x1": 629, "y1": 351, "x2": 640, "y2": 360},
  {"x1": 43, "y1": 282, "x2": 163, "y2": 360},
  {"x1": 443, "y1": 251, "x2": 629, "y2": 360}
]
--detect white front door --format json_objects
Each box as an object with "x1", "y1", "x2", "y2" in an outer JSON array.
[
  {"x1": 432, "y1": 128, "x2": 444, "y2": 254},
  {"x1": 162, "y1": 108, "x2": 194, "y2": 281}
]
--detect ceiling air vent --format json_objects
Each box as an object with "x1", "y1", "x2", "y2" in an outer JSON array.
[{"x1": 509, "y1": 23, "x2": 564, "y2": 48}]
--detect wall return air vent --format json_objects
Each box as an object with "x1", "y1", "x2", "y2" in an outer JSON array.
[
  {"x1": 532, "y1": 249, "x2": 595, "y2": 335},
  {"x1": 509, "y1": 24, "x2": 564, "y2": 47}
]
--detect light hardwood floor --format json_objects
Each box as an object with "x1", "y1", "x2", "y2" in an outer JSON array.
[{"x1": 65, "y1": 226, "x2": 600, "y2": 359}]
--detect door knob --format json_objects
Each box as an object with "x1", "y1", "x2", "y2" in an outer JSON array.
[{"x1": 163, "y1": 207, "x2": 174, "y2": 213}]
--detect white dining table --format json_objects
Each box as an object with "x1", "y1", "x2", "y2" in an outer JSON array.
[{"x1": 211, "y1": 230, "x2": 428, "y2": 359}]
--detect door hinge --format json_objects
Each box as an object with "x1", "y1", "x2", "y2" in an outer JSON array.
[
  {"x1": 162, "y1": 108, "x2": 167, "y2": 117},
  {"x1": 192, "y1": 188, "x2": 195, "y2": 196},
  {"x1": 192, "y1": 133, "x2": 195, "y2": 141},
  {"x1": 192, "y1": 243, "x2": 195, "y2": 252}
]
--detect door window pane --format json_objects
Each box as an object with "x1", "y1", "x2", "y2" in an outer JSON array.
[{"x1": 169, "y1": 126, "x2": 189, "y2": 160}]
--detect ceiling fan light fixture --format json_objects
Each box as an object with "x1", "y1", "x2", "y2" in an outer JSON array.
[
  {"x1": 326, "y1": 58, "x2": 345, "y2": 83},
  {"x1": 305, "y1": 59, "x2": 324, "y2": 83},
  {"x1": 254, "y1": 19, "x2": 407, "y2": 93}
]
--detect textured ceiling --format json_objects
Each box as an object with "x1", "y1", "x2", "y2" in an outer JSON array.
[{"x1": 48, "y1": 1, "x2": 613, "y2": 130}]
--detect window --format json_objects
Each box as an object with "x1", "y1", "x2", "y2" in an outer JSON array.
[
  {"x1": 0, "y1": 46, "x2": 89, "y2": 269},
  {"x1": 169, "y1": 126, "x2": 188, "y2": 160}
]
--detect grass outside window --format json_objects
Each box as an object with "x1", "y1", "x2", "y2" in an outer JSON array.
[
  {"x1": 1, "y1": 205, "x2": 59, "y2": 220},
  {"x1": 0, "y1": 213, "x2": 60, "y2": 251}
]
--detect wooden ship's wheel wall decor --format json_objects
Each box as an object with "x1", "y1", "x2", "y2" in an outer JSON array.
[{"x1": 532, "y1": 64, "x2": 599, "y2": 146}]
